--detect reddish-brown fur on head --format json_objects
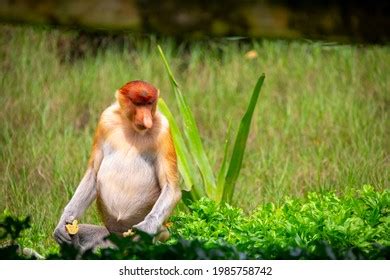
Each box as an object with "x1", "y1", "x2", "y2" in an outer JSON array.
[
  {"x1": 117, "y1": 80, "x2": 159, "y2": 132},
  {"x1": 119, "y1": 80, "x2": 158, "y2": 105}
]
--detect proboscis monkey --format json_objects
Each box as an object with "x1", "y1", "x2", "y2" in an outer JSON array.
[{"x1": 53, "y1": 80, "x2": 181, "y2": 250}]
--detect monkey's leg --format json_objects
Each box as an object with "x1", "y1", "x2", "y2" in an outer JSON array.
[{"x1": 72, "y1": 224, "x2": 111, "y2": 251}]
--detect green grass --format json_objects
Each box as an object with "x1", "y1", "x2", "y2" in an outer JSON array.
[{"x1": 0, "y1": 25, "x2": 389, "y2": 255}]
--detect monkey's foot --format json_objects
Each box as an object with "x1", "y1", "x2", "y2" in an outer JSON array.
[{"x1": 122, "y1": 228, "x2": 135, "y2": 238}]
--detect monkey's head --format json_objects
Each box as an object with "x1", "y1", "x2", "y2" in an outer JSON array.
[{"x1": 117, "y1": 80, "x2": 159, "y2": 133}]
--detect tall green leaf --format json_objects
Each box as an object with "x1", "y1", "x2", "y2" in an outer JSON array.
[
  {"x1": 158, "y1": 98, "x2": 197, "y2": 193},
  {"x1": 158, "y1": 45, "x2": 217, "y2": 198},
  {"x1": 222, "y1": 74, "x2": 265, "y2": 203}
]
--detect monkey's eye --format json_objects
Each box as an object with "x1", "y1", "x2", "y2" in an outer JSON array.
[{"x1": 129, "y1": 98, "x2": 143, "y2": 106}]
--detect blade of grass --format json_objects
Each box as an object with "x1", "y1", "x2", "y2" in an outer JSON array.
[
  {"x1": 158, "y1": 45, "x2": 217, "y2": 198},
  {"x1": 215, "y1": 120, "x2": 232, "y2": 202},
  {"x1": 222, "y1": 74, "x2": 265, "y2": 203}
]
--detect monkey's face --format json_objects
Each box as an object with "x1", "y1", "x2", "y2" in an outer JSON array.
[
  {"x1": 118, "y1": 80, "x2": 159, "y2": 133},
  {"x1": 129, "y1": 102, "x2": 157, "y2": 132}
]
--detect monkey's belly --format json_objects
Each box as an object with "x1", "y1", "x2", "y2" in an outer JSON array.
[{"x1": 96, "y1": 149, "x2": 160, "y2": 233}]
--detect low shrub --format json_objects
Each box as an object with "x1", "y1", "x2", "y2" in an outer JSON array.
[
  {"x1": 171, "y1": 185, "x2": 390, "y2": 259},
  {"x1": 1, "y1": 186, "x2": 388, "y2": 259},
  {"x1": 0, "y1": 216, "x2": 245, "y2": 260}
]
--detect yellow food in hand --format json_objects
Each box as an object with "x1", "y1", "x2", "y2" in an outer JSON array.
[
  {"x1": 123, "y1": 229, "x2": 135, "y2": 237},
  {"x1": 164, "y1": 221, "x2": 173, "y2": 228},
  {"x1": 65, "y1": 220, "x2": 79, "y2": 235}
]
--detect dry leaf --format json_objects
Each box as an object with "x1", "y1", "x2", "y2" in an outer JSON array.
[{"x1": 245, "y1": 50, "x2": 258, "y2": 59}]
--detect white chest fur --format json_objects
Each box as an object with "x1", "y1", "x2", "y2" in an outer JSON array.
[{"x1": 96, "y1": 142, "x2": 160, "y2": 227}]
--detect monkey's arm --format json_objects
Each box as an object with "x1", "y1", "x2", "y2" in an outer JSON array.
[
  {"x1": 133, "y1": 131, "x2": 181, "y2": 235},
  {"x1": 54, "y1": 131, "x2": 104, "y2": 244},
  {"x1": 59, "y1": 166, "x2": 99, "y2": 222}
]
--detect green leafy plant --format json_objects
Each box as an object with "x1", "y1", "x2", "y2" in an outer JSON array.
[
  {"x1": 170, "y1": 185, "x2": 390, "y2": 259},
  {"x1": 157, "y1": 45, "x2": 265, "y2": 204},
  {"x1": 0, "y1": 215, "x2": 247, "y2": 260},
  {"x1": 2, "y1": 186, "x2": 388, "y2": 260},
  {"x1": 0, "y1": 215, "x2": 33, "y2": 259}
]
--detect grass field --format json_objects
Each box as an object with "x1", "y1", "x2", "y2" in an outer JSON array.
[{"x1": 0, "y1": 25, "x2": 389, "y2": 254}]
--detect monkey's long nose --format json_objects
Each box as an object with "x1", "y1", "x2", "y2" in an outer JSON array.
[{"x1": 143, "y1": 114, "x2": 153, "y2": 129}]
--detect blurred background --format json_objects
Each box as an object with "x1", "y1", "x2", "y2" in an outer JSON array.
[
  {"x1": 0, "y1": 0, "x2": 389, "y2": 253},
  {"x1": 1, "y1": 0, "x2": 389, "y2": 43}
]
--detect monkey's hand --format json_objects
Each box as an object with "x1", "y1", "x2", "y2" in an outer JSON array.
[
  {"x1": 133, "y1": 219, "x2": 159, "y2": 236},
  {"x1": 53, "y1": 216, "x2": 76, "y2": 244}
]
